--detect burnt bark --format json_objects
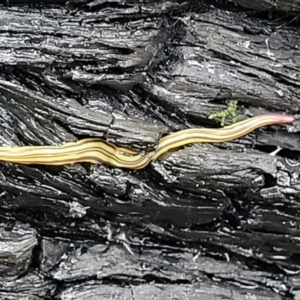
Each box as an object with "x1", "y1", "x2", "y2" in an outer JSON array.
[{"x1": 0, "y1": 0, "x2": 300, "y2": 299}]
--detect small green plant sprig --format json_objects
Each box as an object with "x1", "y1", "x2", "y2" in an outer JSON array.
[{"x1": 208, "y1": 100, "x2": 238, "y2": 127}]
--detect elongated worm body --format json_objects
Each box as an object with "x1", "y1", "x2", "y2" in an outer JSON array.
[{"x1": 0, "y1": 114, "x2": 294, "y2": 169}]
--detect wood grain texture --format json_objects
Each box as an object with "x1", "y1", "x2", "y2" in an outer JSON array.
[{"x1": 0, "y1": 1, "x2": 299, "y2": 299}]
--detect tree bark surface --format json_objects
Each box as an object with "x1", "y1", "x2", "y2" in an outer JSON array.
[{"x1": 0, "y1": 0, "x2": 300, "y2": 299}]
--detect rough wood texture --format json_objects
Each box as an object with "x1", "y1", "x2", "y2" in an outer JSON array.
[
  {"x1": 0, "y1": 0, "x2": 299, "y2": 299},
  {"x1": 227, "y1": 0, "x2": 300, "y2": 11}
]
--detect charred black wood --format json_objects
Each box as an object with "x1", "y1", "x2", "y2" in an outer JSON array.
[{"x1": 0, "y1": 1, "x2": 299, "y2": 299}]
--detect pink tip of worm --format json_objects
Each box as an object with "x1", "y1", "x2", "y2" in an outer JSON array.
[{"x1": 272, "y1": 114, "x2": 294, "y2": 124}]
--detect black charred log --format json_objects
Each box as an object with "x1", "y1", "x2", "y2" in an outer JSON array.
[{"x1": 0, "y1": 0, "x2": 300, "y2": 299}]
